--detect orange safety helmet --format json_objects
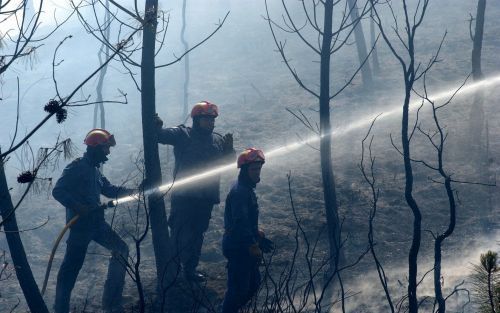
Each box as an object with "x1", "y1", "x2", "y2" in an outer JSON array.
[
  {"x1": 84, "y1": 128, "x2": 116, "y2": 147},
  {"x1": 237, "y1": 148, "x2": 265, "y2": 168},
  {"x1": 191, "y1": 101, "x2": 219, "y2": 118}
]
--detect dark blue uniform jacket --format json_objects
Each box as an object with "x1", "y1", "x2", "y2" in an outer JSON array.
[
  {"x1": 223, "y1": 178, "x2": 260, "y2": 253},
  {"x1": 158, "y1": 125, "x2": 235, "y2": 204},
  {"x1": 52, "y1": 153, "x2": 131, "y2": 231}
]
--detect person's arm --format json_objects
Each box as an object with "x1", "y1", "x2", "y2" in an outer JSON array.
[
  {"x1": 158, "y1": 126, "x2": 186, "y2": 145},
  {"x1": 155, "y1": 114, "x2": 186, "y2": 145},
  {"x1": 215, "y1": 133, "x2": 236, "y2": 163},
  {"x1": 100, "y1": 175, "x2": 135, "y2": 199}
]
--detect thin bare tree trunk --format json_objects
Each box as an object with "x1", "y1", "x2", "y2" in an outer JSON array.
[
  {"x1": 347, "y1": 0, "x2": 372, "y2": 86},
  {"x1": 181, "y1": 0, "x2": 190, "y2": 118},
  {"x1": 94, "y1": 0, "x2": 111, "y2": 129},
  {"x1": 0, "y1": 158, "x2": 49, "y2": 313},
  {"x1": 369, "y1": 7, "x2": 380, "y2": 75},
  {"x1": 403, "y1": 75, "x2": 421, "y2": 313},
  {"x1": 141, "y1": 0, "x2": 172, "y2": 295},
  {"x1": 320, "y1": 0, "x2": 344, "y2": 272},
  {"x1": 469, "y1": 0, "x2": 486, "y2": 155},
  {"x1": 472, "y1": 0, "x2": 486, "y2": 80}
]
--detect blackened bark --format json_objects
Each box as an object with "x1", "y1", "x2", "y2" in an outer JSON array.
[
  {"x1": 141, "y1": 0, "x2": 171, "y2": 291},
  {"x1": 320, "y1": 0, "x2": 344, "y2": 271},
  {"x1": 347, "y1": 0, "x2": 372, "y2": 86},
  {"x1": 181, "y1": 0, "x2": 190, "y2": 118},
  {"x1": 469, "y1": 0, "x2": 486, "y2": 153},
  {"x1": 487, "y1": 270, "x2": 496, "y2": 313},
  {"x1": 369, "y1": 8, "x2": 380, "y2": 74},
  {"x1": 0, "y1": 158, "x2": 49, "y2": 313},
  {"x1": 93, "y1": 0, "x2": 110, "y2": 129},
  {"x1": 433, "y1": 178, "x2": 456, "y2": 313},
  {"x1": 472, "y1": 0, "x2": 486, "y2": 80},
  {"x1": 402, "y1": 70, "x2": 421, "y2": 313}
]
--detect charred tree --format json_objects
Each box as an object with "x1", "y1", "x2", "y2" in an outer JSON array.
[
  {"x1": 74, "y1": 2, "x2": 227, "y2": 295},
  {"x1": 0, "y1": 158, "x2": 49, "y2": 313},
  {"x1": 93, "y1": 0, "x2": 111, "y2": 129},
  {"x1": 181, "y1": 0, "x2": 190, "y2": 118},
  {"x1": 140, "y1": 0, "x2": 172, "y2": 290},
  {"x1": 468, "y1": 0, "x2": 487, "y2": 155},
  {"x1": 266, "y1": 0, "x2": 373, "y2": 271},
  {"x1": 371, "y1": 1, "x2": 434, "y2": 311},
  {"x1": 360, "y1": 120, "x2": 395, "y2": 313},
  {"x1": 369, "y1": 6, "x2": 380, "y2": 75},
  {"x1": 347, "y1": 0, "x2": 372, "y2": 86},
  {"x1": 417, "y1": 81, "x2": 464, "y2": 313},
  {"x1": 471, "y1": 0, "x2": 486, "y2": 80},
  {"x1": 319, "y1": 0, "x2": 343, "y2": 271}
]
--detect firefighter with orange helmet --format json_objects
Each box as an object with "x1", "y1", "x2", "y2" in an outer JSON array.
[
  {"x1": 222, "y1": 148, "x2": 274, "y2": 312},
  {"x1": 52, "y1": 129, "x2": 135, "y2": 313},
  {"x1": 156, "y1": 101, "x2": 235, "y2": 282}
]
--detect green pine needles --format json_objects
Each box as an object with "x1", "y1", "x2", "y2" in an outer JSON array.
[{"x1": 471, "y1": 251, "x2": 500, "y2": 313}]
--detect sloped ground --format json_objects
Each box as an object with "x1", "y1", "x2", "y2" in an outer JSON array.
[
  {"x1": 2, "y1": 77, "x2": 498, "y2": 313},
  {"x1": 1, "y1": 1, "x2": 500, "y2": 312}
]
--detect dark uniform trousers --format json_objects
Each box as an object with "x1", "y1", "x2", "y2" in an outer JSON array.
[
  {"x1": 221, "y1": 177, "x2": 262, "y2": 312},
  {"x1": 54, "y1": 222, "x2": 129, "y2": 313},
  {"x1": 169, "y1": 197, "x2": 214, "y2": 273},
  {"x1": 221, "y1": 247, "x2": 261, "y2": 313}
]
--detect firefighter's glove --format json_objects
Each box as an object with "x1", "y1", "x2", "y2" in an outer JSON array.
[
  {"x1": 222, "y1": 133, "x2": 233, "y2": 151},
  {"x1": 248, "y1": 243, "x2": 263, "y2": 261},
  {"x1": 98, "y1": 203, "x2": 109, "y2": 211},
  {"x1": 259, "y1": 237, "x2": 275, "y2": 254},
  {"x1": 154, "y1": 113, "x2": 164, "y2": 129}
]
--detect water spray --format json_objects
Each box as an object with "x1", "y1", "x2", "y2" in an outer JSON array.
[
  {"x1": 109, "y1": 75, "x2": 500, "y2": 207},
  {"x1": 42, "y1": 75, "x2": 500, "y2": 296}
]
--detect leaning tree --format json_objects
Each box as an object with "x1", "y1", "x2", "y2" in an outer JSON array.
[{"x1": 0, "y1": 1, "x2": 135, "y2": 311}]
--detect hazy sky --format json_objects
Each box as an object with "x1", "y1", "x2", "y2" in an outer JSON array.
[{"x1": 2, "y1": 0, "x2": 74, "y2": 30}]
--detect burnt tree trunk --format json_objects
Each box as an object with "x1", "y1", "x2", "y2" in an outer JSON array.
[
  {"x1": 93, "y1": 0, "x2": 110, "y2": 129},
  {"x1": 472, "y1": 0, "x2": 486, "y2": 80},
  {"x1": 433, "y1": 173, "x2": 456, "y2": 312},
  {"x1": 0, "y1": 158, "x2": 49, "y2": 313},
  {"x1": 320, "y1": 0, "x2": 344, "y2": 272},
  {"x1": 141, "y1": 0, "x2": 172, "y2": 292},
  {"x1": 433, "y1": 191, "x2": 456, "y2": 312},
  {"x1": 347, "y1": 0, "x2": 372, "y2": 86},
  {"x1": 181, "y1": 0, "x2": 190, "y2": 118},
  {"x1": 402, "y1": 67, "x2": 422, "y2": 313},
  {"x1": 369, "y1": 7, "x2": 380, "y2": 75},
  {"x1": 469, "y1": 0, "x2": 486, "y2": 155}
]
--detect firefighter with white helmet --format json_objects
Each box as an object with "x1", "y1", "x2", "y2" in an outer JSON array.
[
  {"x1": 156, "y1": 101, "x2": 235, "y2": 282},
  {"x1": 52, "y1": 129, "x2": 135, "y2": 313},
  {"x1": 222, "y1": 148, "x2": 274, "y2": 312}
]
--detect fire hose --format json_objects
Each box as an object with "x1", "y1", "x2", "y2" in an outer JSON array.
[{"x1": 41, "y1": 201, "x2": 115, "y2": 295}]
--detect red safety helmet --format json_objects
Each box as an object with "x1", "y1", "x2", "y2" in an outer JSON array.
[
  {"x1": 84, "y1": 128, "x2": 116, "y2": 147},
  {"x1": 191, "y1": 101, "x2": 219, "y2": 118},
  {"x1": 237, "y1": 148, "x2": 265, "y2": 168}
]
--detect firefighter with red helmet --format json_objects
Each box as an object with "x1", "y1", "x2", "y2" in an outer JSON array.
[
  {"x1": 222, "y1": 148, "x2": 274, "y2": 312},
  {"x1": 52, "y1": 129, "x2": 135, "y2": 313},
  {"x1": 156, "y1": 101, "x2": 235, "y2": 282}
]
